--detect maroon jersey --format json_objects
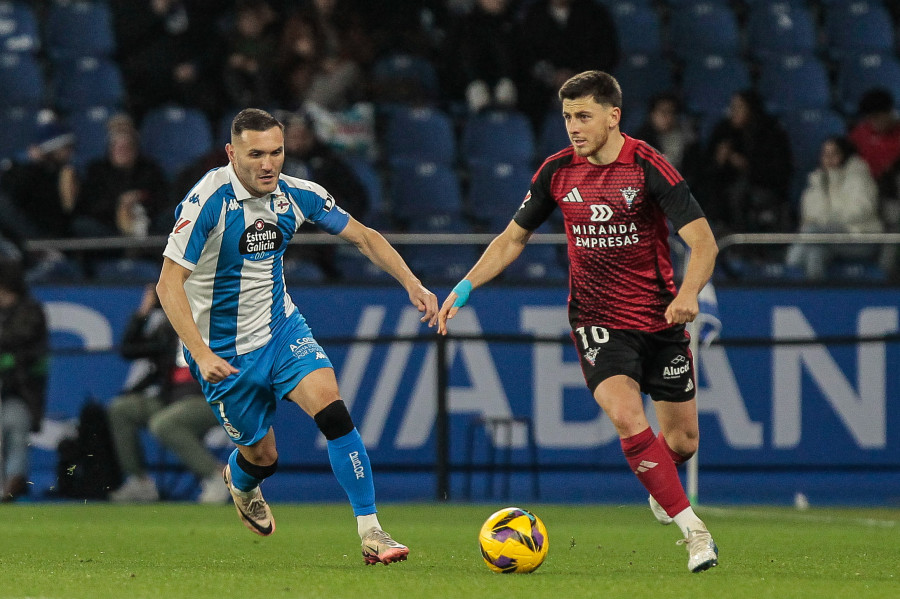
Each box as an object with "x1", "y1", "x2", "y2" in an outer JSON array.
[{"x1": 514, "y1": 134, "x2": 705, "y2": 332}]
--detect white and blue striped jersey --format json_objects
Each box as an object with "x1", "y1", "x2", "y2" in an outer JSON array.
[{"x1": 163, "y1": 163, "x2": 350, "y2": 357}]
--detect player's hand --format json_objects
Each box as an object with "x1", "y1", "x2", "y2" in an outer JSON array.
[
  {"x1": 409, "y1": 284, "x2": 439, "y2": 327},
  {"x1": 196, "y1": 352, "x2": 239, "y2": 383},
  {"x1": 437, "y1": 294, "x2": 460, "y2": 336},
  {"x1": 665, "y1": 294, "x2": 699, "y2": 325}
]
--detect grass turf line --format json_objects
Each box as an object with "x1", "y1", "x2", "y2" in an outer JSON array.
[{"x1": 0, "y1": 503, "x2": 897, "y2": 599}]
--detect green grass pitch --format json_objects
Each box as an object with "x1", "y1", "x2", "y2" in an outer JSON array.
[{"x1": 1, "y1": 502, "x2": 897, "y2": 598}]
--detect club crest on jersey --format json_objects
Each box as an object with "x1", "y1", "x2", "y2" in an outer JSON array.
[
  {"x1": 239, "y1": 218, "x2": 283, "y2": 260},
  {"x1": 583, "y1": 346, "x2": 601, "y2": 366},
  {"x1": 272, "y1": 193, "x2": 290, "y2": 214},
  {"x1": 620, "y1": 186, "x2": 640, "y2": 208}
]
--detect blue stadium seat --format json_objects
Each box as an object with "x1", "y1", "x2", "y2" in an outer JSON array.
[
  {"x1": 608, "y1": 2, "x2": 662, "y2": 55},
  {"x1": 282, "y1": 257, "x2": 327, "y2": 284},
  {"x1": 537, "y1": 107, "x2": 570, "y2": 159},
  {"x1": 503, "y1": 243, "x2": 568, "y2": 284},
  {"x1": 745, "y1": 2, "x2": 817, "y2": 59},
  {"x1": 461, "y1": 110, "x2": 535, "y2": 168},
  {"x1": 139, "y1": 104, "x2": 214, "y2": 180},
  {"x1": 371, "y1": 52, "x2": 440, "y2": 108},
  {"x1": 403, "y1": 240, "x2": 480, "y2": 285},
  {"x1": 383, "y1": 106, "x2": 456, "y2": 166},
  {"x1": 782, "y1": 108, "x2": 846, "y2": 185},
  {"x1": 467, "y1": 161, "x2": 533, "y2": 231},
  {"x1": 836, "y1": 52, "x2": 900, "y2": 115},
  {"x1": 52, "y1": 56, "x2": 124, "y2": 113},
  {"x1": 389, "y1": 160, "x2": 464, "y2": 229},
  {"x1": 824, "y1": 1, "x2": 895, "y2": 60},
  {"x1": 0, "y1": 106, "x2": 38, "y2": 161},
  {"x1": 93, "y1": 258, "x2": 162, "y2": 284},
  {"x1": 613, "y1": 53, "x2": 675, "y2": 121},
  {"x1": 69, "y1": 105, "x2": 112, "y2": 172},
  {"x1": 757, "y1": 54, "x2": 832, "y2": 115},
  {"x1": 667, "y1": 2, "x2": 740, "y2": 60},
  {"x1": 347, "y1": 159, "x2": 383, "y2": 222},
  {"x1": 0, "y1": 1, "x2": 39, "y2": 53},
  {"x1": 681, "y1": 54, "x2": 751, "y2": 118},
  {"x1": 0, "y1": 52, "x2": 43, "y2": 107},
  {"x1": 45, "y1": 1, "x2": 115, "y2": 60}
]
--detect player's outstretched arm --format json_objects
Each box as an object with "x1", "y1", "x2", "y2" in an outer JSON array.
[
  {"x1": 156, "y1": 257, "x2": 239, "y2": 382},
  {"x1": 338, "y1": 217, "x2": 439, "y2": 326},
  {"x1": 666, "y1": 217, "x2": 718, "y2": 325},
  {"x1": 438, "y1": 220, "x2": 531, "y2": 335}
]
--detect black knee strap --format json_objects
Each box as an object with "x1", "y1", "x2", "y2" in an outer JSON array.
[
  {"x1": 236, "y1": 453, "x2": 278, "y2": 479},
  {"x1": 314, "y1": 399, "x2": 355, "y2": 440}
]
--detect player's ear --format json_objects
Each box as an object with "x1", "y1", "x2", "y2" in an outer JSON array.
[
  {"x1": 609, "y1": 106, "x2": 622, "y2": 129},
  {"x1": 225, "y1": 143, "x2": 235, "y2": 162}
]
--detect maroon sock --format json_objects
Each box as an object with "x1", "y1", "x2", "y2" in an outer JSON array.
[
  {"x1": 658, "y1": 433, "x2": 688, "y2": 466},
  {"x1": 621, "y1": 427, "x2": 691, "y2": 517}
]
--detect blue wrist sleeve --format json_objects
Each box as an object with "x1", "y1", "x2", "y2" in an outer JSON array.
[{"x1": 451, "y1": 279, "x2": 473, "y2": 308}]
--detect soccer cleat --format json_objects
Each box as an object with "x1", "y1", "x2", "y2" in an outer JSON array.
[
  {"x1": 223, "y1": 465, "x2": 275, "y2": 536},
  {"x1": 109, "y1": 475, "x2": 159, "y2": 503},
  {"x1": 197, "y1": 473, "x2": 231, "y2": 504},
  {"x1": 361, "y1": 527, "x2": 409, "y2": 565},
  {"x1": 648, "y1": 495, "x2": 674, "y2": 525},
  {"x1": 677, "y1": 529, "x2": 719, "y2": 573}
]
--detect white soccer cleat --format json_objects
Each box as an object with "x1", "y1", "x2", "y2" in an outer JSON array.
[
  {"x1": 677, "y1": 529, "x2": 719, "y2": 573},
  {"x1": 648, "y1": 495, "x2": 674, "y2": 525},
  {"x1": 223, "y1": 465, "x2": 275, "y2": 536},
  {"x1": 361, "y1": 527, "x2": 409, "y2": 565}
]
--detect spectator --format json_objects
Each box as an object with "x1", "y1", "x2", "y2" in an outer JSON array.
[
  {"x1": 697, "y1": 90, "x2": 794, "y2": 235},
  {"x1": 517, "y1": 0, "x2": 619, "y2": 130},
  {"x1": 786, "y1": 136, "x2": 883, "y2": 280},
  {"x1": 280, "y1": 110, "x2": 369, "y2": 279},
  {"x1": 442, "y1": 0, "x2": 521, "y2": 114},
  {"x1": 107, "y1": 285, "x2": 228, "y2": 504},
  {"x1": 0, "y1": 259, "x2": 48, "y2": 502},
  {"x1": 847, "y1": 87, "x2": 900, "y2": 206},
  {"x1": 0, "y1": 118, "x2": 78, "y2": 242},
  {"x1": 633, "y1": 92, "x2": 703, "y2": 186},
  {"x1": 222, "y1": 0, "x2": 279, "y2": 110},
  {"x1": 73, "y1": 115, "x2": 169, "y2": 240}
]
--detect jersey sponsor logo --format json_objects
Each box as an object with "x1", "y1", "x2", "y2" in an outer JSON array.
[
  {"x1": 227, "y1": 198, "x2": 241, "y2": 211},
  {"x1": 173, "y1": 217, "x2": 191, "y2": 234},
  {"x1": 635, "y1": 460, "x2": 658, "y2": 473},
  {"x1": 562, "y1": 187, "x2": 584, "y2": 202},
  {"x1": 239, "y1": 218, "x2": 283, "y2": 260},
  {"x1": 589, "y1": 204, "x2": 613, "y2": 222},
  {"x1": 349, "y1": 451, "x2": 366, "y2": 479},
  {"x1": 290, "y1": 336, "x2": 320, "y2": 359},
  {"x1": 620, "y1": 186, "x2": 640, "y2": 208},
  {"x1": 663, "y1": 355, "x2": 690, "y2": 379}
]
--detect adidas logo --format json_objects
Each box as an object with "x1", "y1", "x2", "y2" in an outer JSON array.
[
  {"x1": 635, "y1": 460, "x2": 658, "y2": 473},
  {"x1": 562, "y1": 187, "x2": 584, "y2": 202},
  {"x1": 685, "y1": 379, "x2": 694, "y2": 393}
]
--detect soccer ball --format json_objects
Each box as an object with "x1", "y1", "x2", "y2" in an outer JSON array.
[{"x1": 478, "y1": 507, "x2": 548, "y2": 573}]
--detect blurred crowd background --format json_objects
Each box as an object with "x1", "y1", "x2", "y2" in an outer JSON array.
[{"x1": 1, "y1": 0, "x2": 899, "y2": 284}]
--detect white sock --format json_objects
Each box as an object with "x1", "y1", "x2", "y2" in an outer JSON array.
[
  {"x1": 672, "y1": 506, "x2": 706, "y2": 537},
  {"x1": 357, "y1": 513, "x2": 382, "y2": 538}
]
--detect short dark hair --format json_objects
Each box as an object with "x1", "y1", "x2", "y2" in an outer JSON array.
[
  {"x1": 231, "y1": 108, "x2": 284, "y2": 139},
  {"x1": 0, "y1": 258, "x2": 26, "y2": 296},
  {"x1": 558, "y1": 71, "x2": 622, "y2": 108},
  {"x1": 857, "y1": 87, "x2": 894, "y2": 117}
]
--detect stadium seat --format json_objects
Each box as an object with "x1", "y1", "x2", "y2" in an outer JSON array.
[
  {"x1": 757, "y1": 54, "x2": 832, "y2": 115},
  {"x1": 680, "y1": 54, "x2": 751, "y2": 119},
  {"x1": 92, "y1": 258, "x2": 163, "y2": 284},
  {"x1": 612, "y1": 53, "x2": 675, "y2": 123},
  {"x1": 0, "y1": 106, "x2": 38, "y2": 161},
  {"x1": 608, "y1": 2, "x2": 662, "y2": 56},
  {"x1": 824, "y1": 1, "x2": 895, "y2": 60},
  {"x1": 51, "y1": 56, "x2": 124, "y2": 113},
  {"x1": 503, "y1": 243, "x2": 568, "y2": 284},
  {"x1": 383, "y1": 106, "x2": 456, "y2": 166},
  {"x1": 139, "y1": 104, "x2": 214, "y2": 181},
  {"x1": 0, "y1": 52, "x2": 43, "y2": 107},
  {"x1": 461, "y1": 109, "x2": 535, "y2": 168},
  {"x1": 388, "y1": 160, "x2": 464, "y2": 229},
  {"x1": 403, "y1": 241, "x2": 480, "y2": 285},
  {"x1": 537, "y1": 107, "x2": 570, "y2": 159},
  {"x1": 835, "y1": 52, "x2": 900, "y2": 115},
  {"x1": 347, "y1": 159, "x2": 383, "y2": 222},
  {"x1": 0, "y1": 1, "x2": 39, "y2": 53},
  {"x1": 782, "y1": 108, "x2": 846, "y2": 186},
  {"x1": 667, "y1": 2, "x2": 740, "y2": 60},
  {"x1": 371, "y1": 52, "x2": 440, "y2": 108},
  {"x1": 69, "y1": 105, "x2": 113, "y2": 172},
  {"x1": 467, "y1": 161, "x2": 533, "y2": 231},
  {"x1": 44, "y1": 0, "x2": 115, "y2": 60},
  {"x1": 745, "y1": 2, "x2": 817, "y2": 59}
]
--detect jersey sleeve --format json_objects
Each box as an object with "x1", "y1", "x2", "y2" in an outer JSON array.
[
  {"x1": 162, "y1": 192, "x2": 223, "y2": 270},
  {"x1": 639, "y1": 149, "x2": 705, "y2": 232},
  {"x1": 286, "y1": 179, "x2": 351, "y2": 235},
  {"x1": 513, "y1": 161, "x2": 558, "y2": 231}
]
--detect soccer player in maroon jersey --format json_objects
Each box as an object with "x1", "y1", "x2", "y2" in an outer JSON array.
[{"x1": 438, "y1": 70, "x2": 720, "y2": 572}]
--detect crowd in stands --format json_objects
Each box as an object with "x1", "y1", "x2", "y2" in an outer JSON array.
[{"x1": 1, "y1": 0, "x2": 899, "y2": 283}]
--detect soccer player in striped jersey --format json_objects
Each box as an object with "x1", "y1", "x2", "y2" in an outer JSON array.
[
  {"x1": 157, "y1": 108, "x2": 438, "y2": 565},
  {"x1": 438, "y1": 71, "x2": 720, "y2": 572}
]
